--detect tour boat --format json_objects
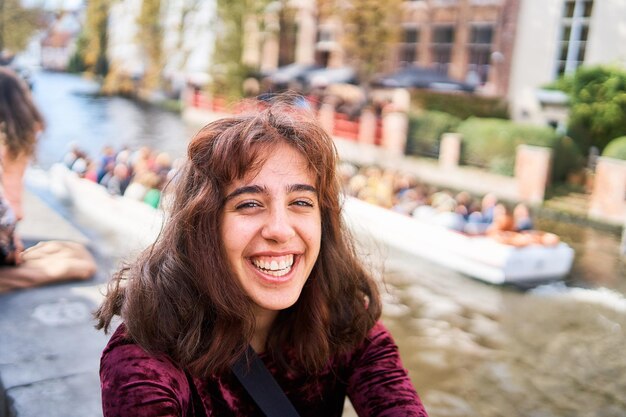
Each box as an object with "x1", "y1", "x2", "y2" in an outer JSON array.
[
  {"x1": 46, "y1": 164, "x2": 575, "y2": 285},
  {"x1": 343, "y1": 196, "x2": 575, "y2": 285}
]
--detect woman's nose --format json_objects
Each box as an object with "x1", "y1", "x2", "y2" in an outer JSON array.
[{"x1": 261, "y1": 207, "x2": 296, "y2": 242}]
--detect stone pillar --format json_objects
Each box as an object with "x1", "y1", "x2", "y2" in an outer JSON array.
[
  {"x1": 382, "y1": 110, "x2": 408, "y2": 156},
  {"x1": 358, "y1": 108, "x2": 377, "y2": 145},
  {"x1": 589, "y1": 157, "x2": 626, "y2": 225},
  {"x1": 260, "y1": 10, "x2": 280, "y2": 73},
  {"x1": 318, "y1": 102, "x2": 335, "y2": 136},
  {"x1": 439, "y1": 133, "x2": 462, "y2": 169},
  {"x1": 515, "y1": 145, "x2": 552, "y2": 204}
]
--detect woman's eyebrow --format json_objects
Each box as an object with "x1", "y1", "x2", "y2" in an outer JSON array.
[
  {"x1": 225, "y1": 184, "x2": 317, "y2": 202},
  {"x1": 288, "y1": 184, "x2": 317, "y2": 194},
  {"x1": 225, "y1": 185, "x2": 265, "y2": 201}
]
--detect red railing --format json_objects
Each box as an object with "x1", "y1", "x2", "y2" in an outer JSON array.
[
  {"x1": 333, "y1": 113, "x2": 359, "y2": 141},
  {"x1": 187, "y1": 89, "x2": 385, "y2": 147}
]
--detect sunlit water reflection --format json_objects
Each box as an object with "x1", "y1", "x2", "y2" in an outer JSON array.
[{"x1": 30, "y1": 71, "x2": 626, "y2": 416}]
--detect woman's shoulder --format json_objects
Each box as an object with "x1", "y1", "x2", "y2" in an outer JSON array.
[
  {"x1": 342, "y1": 321, "x2": 397, "y2": 364},
  {"x1": 101, "y1": 323, "x2": 188, "y2": 388},
  {"x1": 100, "y1": 323, "x2": 192, "y2": 414}
]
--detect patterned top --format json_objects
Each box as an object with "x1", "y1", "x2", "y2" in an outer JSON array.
[{"x1": 101, "y1": 321, "x2": 428, "y2": 417}]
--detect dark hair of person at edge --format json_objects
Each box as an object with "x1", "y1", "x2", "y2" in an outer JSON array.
[
  {"x1": 0, "y1": 67, "x2": 44, "y2": 159},
  {"x1": 94, "y1": 96, "x2": 383, "y2": 376}
]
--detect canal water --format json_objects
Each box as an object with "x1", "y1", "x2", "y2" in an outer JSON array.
[{"x1": 31, "y1": 71, "x2": 626, "y2": 417}]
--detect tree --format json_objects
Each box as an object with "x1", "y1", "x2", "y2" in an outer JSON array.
[
  {"x1": 339, "y1": 0, "x2": 402, "y2": 85},
  {"x1": 558, "y1": 65, "x2": 626, "y2": 153},
  {"x1": 137, "y1": 0, "x2": 163, "y2": 91},
  {"x1": 210, "y1": 0, "x2": 270, "y2": 100},
  {"x1": 0, "y1": 0, "x2": 42, "y2": 56},
  {"x1": 83, "y1": 0, "x2": 110, "y2": 77}
]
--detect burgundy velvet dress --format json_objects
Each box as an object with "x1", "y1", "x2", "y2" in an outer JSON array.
[{"x1": 100, "y1": 321, "x2": 428, "y2": 417}]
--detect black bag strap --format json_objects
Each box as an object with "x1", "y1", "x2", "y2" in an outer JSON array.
[
  {"x1": 185, "y1": 371, "x2": 208, "y2": 417},
  {"x1": 231, "y1": 345, "x2": 301, "y2": 417}
]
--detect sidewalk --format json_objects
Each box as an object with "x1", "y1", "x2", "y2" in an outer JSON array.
[{"x1": 0, "y1": 190, "x2": 110, "y2": 417}]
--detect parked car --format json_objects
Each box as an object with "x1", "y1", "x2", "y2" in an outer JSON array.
[
  {"x1": 372, "y1": 66, "x2": 475, "y2": 92},
  {"x1": 263, "y1": 63, "x2": 322, "y2": 90},
  {"x1": 297, "y1": 66, "x2": 358, "y2": 90}
]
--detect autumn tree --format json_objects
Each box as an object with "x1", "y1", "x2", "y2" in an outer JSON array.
[
  {"x1": 211, "y1": 0, "x2": 270, "y2": 100},
  {"x1": 0, "y1": 0, "x2": 42, "y2": 56},
  {"x1": 339, "y1": 0, "x2": 402, "y2": 85}
]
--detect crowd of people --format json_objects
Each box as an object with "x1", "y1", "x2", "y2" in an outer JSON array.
[
  {"x1": 63, "y1": 144, "x2": 182, "y2": 209},
  {"x1": 340, "y1": 162, "x2": 560, "y2": 247}
]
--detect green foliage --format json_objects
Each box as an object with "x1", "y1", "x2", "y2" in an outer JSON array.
[
  {"x1": 411, "y1": 90, "x2": 509, "y2": 120},
  {"x1": 0, "y1": 0, "x2": 43, "y2": 53},
  {"x1": 602, "y1": 136, "x2": 626, "y2": 160},
  {"x1": 83, "y1": 0, "x2": 110, "y2": 77},
  {"x1": 211, "y1": 0, "x2": 267, "y2": 100},
  {"x1": 341, "y1": 0, "x2": 402, "y2": 84},
  {"x1": 457, "y1": 118, "x2": 583, "y2": 181},
  {"x1": 67, "y1": 35, "x2": 88, "y2": 73},
  {"x1": 406, "y1": 111, "x2": 461, "y2": 157},
  {"x1": 558, "y1": 65, "x2": 626, "y2": 153}
]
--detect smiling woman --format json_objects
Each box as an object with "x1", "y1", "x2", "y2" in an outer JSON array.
[{"x1": 94, "y1": 97, "x2": 428, "y2": 417}]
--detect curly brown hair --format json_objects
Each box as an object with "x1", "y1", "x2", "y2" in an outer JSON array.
[
  {"x1": 0, "y1": 67, "x2": 44, "y2": 158},
  {"x1": 95, "y1": 99, "x2": 381, "y2": 376}
]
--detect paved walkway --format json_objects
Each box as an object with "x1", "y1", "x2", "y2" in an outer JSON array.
[{"x1": 0, "y1": 190, "x2": 110, "y2": 417}]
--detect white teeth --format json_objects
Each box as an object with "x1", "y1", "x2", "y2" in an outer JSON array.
[{"x1": 252, "y1": 255, "x2": 294, "y2": 276}]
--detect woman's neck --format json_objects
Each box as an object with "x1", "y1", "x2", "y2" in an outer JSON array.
[{"x1": 251, "y1": 308, "x2": 278, "y2": 353}]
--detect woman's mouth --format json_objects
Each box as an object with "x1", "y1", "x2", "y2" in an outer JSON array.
[{"x1": 251, "y1": 254, "x2": 295, "y2": 277}]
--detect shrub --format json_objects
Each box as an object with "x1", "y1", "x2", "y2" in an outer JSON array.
[
  {"x1": 457, "y1": 118, "x2": 583, "y2": 180},
  {"x1": 602, "y1": 136, "x2": 626, "y2": 160},
  {"x1": 555, "y1": 65, "x2": 626, "y2": 153},
  {"x1": 411, "y1": 90, "x2": 509, "y2": 120},
  {"x1": 406, "y1": 111, "x2": 461, "y2": 157}
]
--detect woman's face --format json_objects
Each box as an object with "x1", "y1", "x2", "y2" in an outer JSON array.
[{"x1": 221, "y1": 143, "x2": 322, "y2": 316}]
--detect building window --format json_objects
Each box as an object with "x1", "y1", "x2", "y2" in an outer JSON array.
[
  {"x1": 467, "y1": 24, "x2": 493, "y2": 84},
  {"x1": 431, "y1": 25, "x2": 454, "y2": 74},
  {"x1": 400, "y1": 27, "x2": 420, "y2": 66},
  {"x1": 556, "y1": 0, "x2": 594, "y2": 77}
]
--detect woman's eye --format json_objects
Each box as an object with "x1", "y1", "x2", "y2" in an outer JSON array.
[
  {"x1": 235, "y1": 201, "x2": 261, "y2": 210},
  {"x1": 292, "y1": 199, "x2": 314, "y2": 208}
]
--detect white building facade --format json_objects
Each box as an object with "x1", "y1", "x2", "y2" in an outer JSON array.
[{"x1": 508, "y1": 0, "x2": 626, "y2": 126}]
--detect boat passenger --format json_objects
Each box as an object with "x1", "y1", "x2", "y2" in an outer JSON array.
[
  {"x1": 513, "y1": 203, "x2": 533, "y2": 232},
  {"x1": 95, "y1": 97, "x2": 428, "y2": 417}
]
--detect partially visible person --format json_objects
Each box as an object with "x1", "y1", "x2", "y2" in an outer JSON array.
[
  {"x1": 0, "y1": 67, "x2": 44, "y2": 220},
  {"x1": 513, "y1": 203, "x2": 533, "y2": 232},
  {"x1": 0, "y1": 240, "x2": 96, "y2": 293},
  {"x1": 0, "y1": 67, "x2": 97, "y2": 291},
  {"x1": 486, "y1": 203, "x2": 515, "y2": 235}
]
